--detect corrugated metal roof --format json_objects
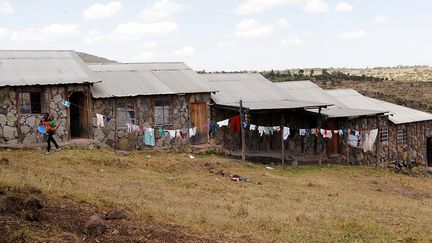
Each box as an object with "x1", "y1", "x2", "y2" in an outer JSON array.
[
  {"x1": 202, "y1": 73, "x2": 331, "y2": 110},
  {"x1": 0, "y1": 50, "x2": 100, "y2": 86},
  {"x1": 276, "y1": 81, "x2": 387, "y2": 118},
  {"x1": 326, "y1": 89, "x2": 432, "y2": 124},
  {"x1": 90, "y1": 63, "x2": 217, "y2": 98}
]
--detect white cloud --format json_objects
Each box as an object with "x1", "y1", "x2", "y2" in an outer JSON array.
[
  {"x1": 280, "y1": 37, "x2": 304, "y2": 46},
  {"x1": 142, "y1": 41, "x2": 158, "y2": 48},
  {"x1": 83, "y1": 21, "x2": 177, "y2": 44},
  {"x1": 341, "y1": 30, "x2": 366, "y2": 39},
  {"x1": 172, "y1": 46, "x2": 196, "y2": 56},
  {"x1": 82, "y1": 30, "x2": 105, "y2": 44},
  {"x1": 375, "y1": 15, "x2": 392, "y2": 24},
  {"x1": 132, "y1": 52, "x2": 157, "y2": 61},
  {"x1": 234, "y1": 18, "x2": 291, "y2": 39},
  {"x1": 304, "y1": 0, "x2": 329, "y2": 13},
  {"x1": 140, "y1": 0, "x2": 188, "y2": 22},
  {"x1": 218, "y1": 40, "x2": 236, "y2": 47},
  {"x1": 113, "y1": 21, "x2": 178, "y2": 40},
  {"x1": 233, "y1": 0, "x2": 304, "y2": 15},
  {"x1": 11, "y1": 24, "x2": 81, "y2": 42},
  {"x1": 82, "y1": 2, "x2": 122, "y2": 20},
  {"x1": 0, "y1": 1, "x2": 14, "y2": 15},
  {"x1": 335, "y1": 2, "x2": 352, "y2": 12},
  {"x1": 0, "y1": 27, "x2": 9, "y2": 39}
]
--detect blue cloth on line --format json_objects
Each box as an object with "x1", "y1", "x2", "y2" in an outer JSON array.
[{"x1": 144, "y1": 128, "x2": 155, "y2": 146}]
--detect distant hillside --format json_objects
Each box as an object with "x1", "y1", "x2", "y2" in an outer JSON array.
[
  {"x1": 267, "y1": 66, "x2": 432, "y2": 82},
  {"x1": 76, "y1": 52, "x2": 118, "y2": 64}
]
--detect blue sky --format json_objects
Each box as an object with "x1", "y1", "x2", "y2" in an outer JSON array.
[{"x1": 0, "y1": 0, "x2": 431, "y2": 71}]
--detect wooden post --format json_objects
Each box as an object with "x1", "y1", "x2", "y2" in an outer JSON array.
[
  {"x1": 239, "y1": 100, "x2": 246, "y2": 161},
  {"x1": 281, "y1": 114, "x2": 285, "y2": 165}
]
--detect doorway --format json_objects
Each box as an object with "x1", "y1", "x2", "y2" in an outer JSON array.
[
  {"x1": 190, "y1": 102, "x2": 207, "y2": 144},
  {"x1": 69, "y1": 92, "x2": 88, "y2": 138},
  {"x1": 326, "y1": 119, "x2": 339, "y2": 156},
  {"x1": 427, "y1": 137, "x2": 432, "y2": 167}
]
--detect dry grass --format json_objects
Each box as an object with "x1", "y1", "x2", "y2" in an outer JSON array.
[{"x1": 1, "y1": 148, "x2": 432, "y2": 242}]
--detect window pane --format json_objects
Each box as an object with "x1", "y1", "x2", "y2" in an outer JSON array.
[
  {"x1": 19, "y1": 93, "x2": 31, "y2": 114},
  {"x1": 30, "y1": 92, "x2": 42, "y2": 114},
  {"x1": 155, "y1": 106, "x2": 163, "y2": 125},
  {"x1": 117, "y1": 104, "x2": 126, "y2": 127},
  {"x1": 41, "y1": 92, "x2": 49, "y2": 113},
  {"x1": 127, "y1": 110, "x2": 135, "y2": 125},
  {"x1": 164, "y1": 106, "x2": 171, "y2": 125}
]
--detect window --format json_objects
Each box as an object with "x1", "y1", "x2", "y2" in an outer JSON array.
[
  {"x1": 379, "y1": 127, "x2": 389, "y2": 143},
  {"x1": 154, "y1": 98, "x2": 171, "y2": 126},
  {"x1": 397, "y1": 129, "x2": 407, "y2": 145},
  {"x1": 19, "y1": 91, "x2": 49, "y2": 114},
  {"x1": 117, "y1": 103, "x2": 135, "y2": 128}
]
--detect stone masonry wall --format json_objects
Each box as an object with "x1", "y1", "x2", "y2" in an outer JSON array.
[
  {"x1": 92, "y1": 93, "x2": 211, "y2": 150},
  {"x1": 0, "y1": 85, "x2": 91, "y2": 145},
  {"x1": 213, "y1": 108, "x2": 327, "y2": 159}
]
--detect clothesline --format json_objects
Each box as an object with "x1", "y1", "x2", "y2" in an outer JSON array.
[{"x1": 213, "y1": 115, "x2": 379, "y2": 151}]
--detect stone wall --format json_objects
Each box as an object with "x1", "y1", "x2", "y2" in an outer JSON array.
[
  {"x1": 0, "y1": 85, "x2": 91, "y2": 145},
  {"x1": 92, "y1": 93, "x2": 211, "y2": 150},
  {"x1": 213, "y1": 108, "x2": 327, "y2": 159}
]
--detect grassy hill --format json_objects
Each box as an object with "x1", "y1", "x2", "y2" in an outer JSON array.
[
  {"x1": 76, "y1": 52, "x2": 118, "y2": 64},
  {"x1": 1, "y1": 149, "x2": 432, "y2": 242}
]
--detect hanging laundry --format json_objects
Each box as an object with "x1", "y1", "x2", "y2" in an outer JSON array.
[
  {"x1": 299, "y1": 129, "x2": 307, "y2": 136},
  {"x1": 283, "y1": 127, "x2": 290, "y2": 140},
  {"x1": 104, "y1": 116, "x2": 112, "y2": 124},
  {"x1": 144, "y1": 128, "x2": 155, "y2": 146},
  {"x1": 209, "y1": 121, "x2": 217, "y2": 137},
  {"x1": 273, "y1": 126, "x2": 281, "y2": 133},
  {"x1": 158, "y1": 128, "x2": 165, "y2": 137},
  {"x1": 242, "y1": 122, "x2": 248, "y2": 129},
  {"x1": 132, "y1": 124, "x2": 140, "y2": 133},
  {"x1": 338, "y1": 129, "x2": 344, "y2": 136},
  {"x1": 320, "y1": 129, "x2": 333, "y2": 139},
  {"x1": 348, "y1": 134, "x2": 360, "y2": 148},
  {"x1": 266, "y1": 127, "x2": 274, "y2": 135},
  {"x1": 249, "y1": 124, "x2": 256, "y2": 131},
  {"x1": 229, "y1": 115, "x2": 241, "y2": 134},
  {"x1": 126, "y1": 123, "x2": 132, "y2": 133},
  {"x1": 189, "y1": 127, "x2": 197, "y2": 137},
  {"x1": 217, "y1": 119, "x2": 229, "y2": 128},
  {"x1": 258, "y1": 126, "x2": 266, "y2": 137},
  {"x1": 62, "y1": 100, "x2": 71, "y2": 107},
  {"x1": 362, "y1": 129, "x2": 378, "y2": 152},
  {"x1": 333, "y1": 130, "x2": 339, "y2": 134},
  {"x1": 96, "y1": 113, "x2": 104, "y2": 127},
  {"x1": 311, "y1": 128, "x2": 317, "y2": 135},
  {"x1": 305, "y1": 129, "x2": 311, "y2": 137},
  {"x1": 168, "y1": 130, "x2": 176, "y2": 139},
  {"x1": 176, "y1": 130, "x2": 181, "y2": 138}
]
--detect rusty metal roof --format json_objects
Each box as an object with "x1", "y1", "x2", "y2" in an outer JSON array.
[
  {"x1": 202, "y1": 73, "x2": 331, "y2": 111},
  {"x1": 89, "y1": 63, "x2": 217, "y2": 98},
  {"x1": 0, "y1": 50, "x2": 100, "y2": 87}
]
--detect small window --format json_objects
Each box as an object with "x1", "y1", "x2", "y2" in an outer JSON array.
[
  {"x1": 397, "y1": 129, "x2": 407, "y2": 145},
  {"x1": 379, "y1": 127, "x2": 389, "y2": 143},
  {"x1": 117, "y1": 103, "x2": 135, "y2": 128},
  {"x1": 19, "y1": 91, "x2": 49, "y2": 114},
  {"x1": 155, "y1": 98, "x2": 171, "y2": 126}
]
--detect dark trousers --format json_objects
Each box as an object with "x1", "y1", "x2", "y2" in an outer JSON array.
[{"x1": 47, "y1": 133, "x2": 59, "y2": 152}]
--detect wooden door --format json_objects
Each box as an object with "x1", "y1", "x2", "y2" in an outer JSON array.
[
  {"x1": 190, "y1": 102, "x2": 207, "y2": 144},
  {"x1": 327, "y1": 119, "x2": 339, "y2": 155}
]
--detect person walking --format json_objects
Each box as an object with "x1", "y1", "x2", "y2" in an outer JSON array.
[{"x1": 39, "y1": 113, "x2": 61, "y2": 155}]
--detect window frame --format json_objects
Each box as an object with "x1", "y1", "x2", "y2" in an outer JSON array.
[
  {"x1": 154, "y1": 97, "x2": 172, "y2": 127},
  {"x1": 17, "y1": 88, "x2": 50, "y2": 115},
  {"x1": 116, "y1": 102, "x2": 136, "y2": 128},
  {"x1": 379, "y1": 127, "x2": 389, "y2": 143},
  {"x1": 396, "y1": 129, "x2": 407, "y2": 146}
]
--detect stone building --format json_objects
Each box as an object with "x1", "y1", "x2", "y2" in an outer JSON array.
[
  {"x1": 89, "y1": 63, "x2": 216, "y2": 150},
  {"x1": 276, "y1": 81, "x2": 432, "y2": 167},
  {"x1": 202, "y1": 73, "x2": 332, "y2": 163},
  {"x1": 0, "y1": 50, "x2": 100, "y2": 145}
]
